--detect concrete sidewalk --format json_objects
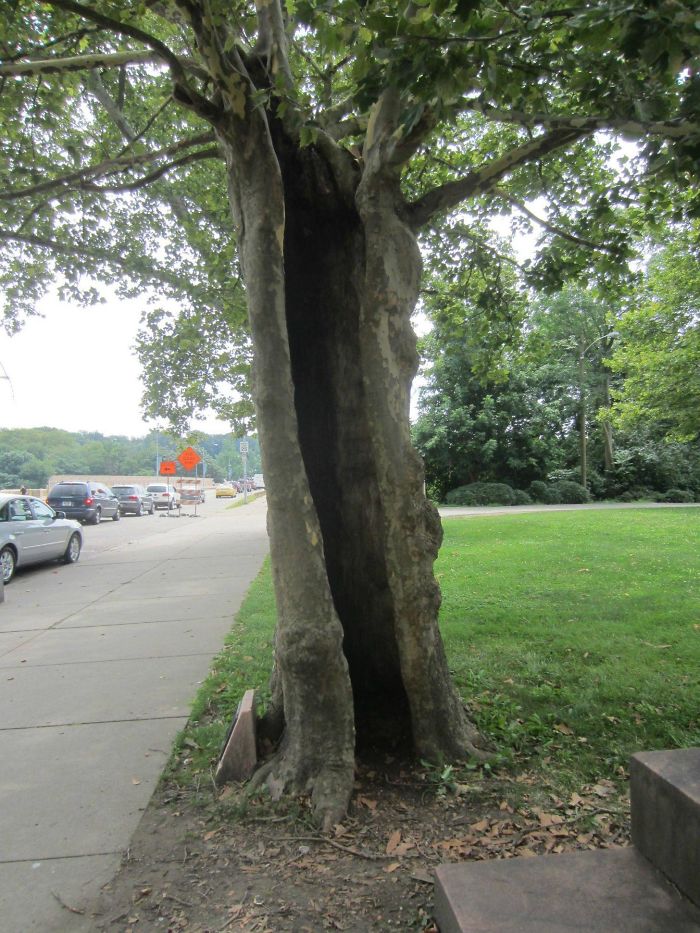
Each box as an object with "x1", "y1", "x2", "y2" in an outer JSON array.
[{"x1": 0, "y1": 498, "x2": 269, "y2": 932}]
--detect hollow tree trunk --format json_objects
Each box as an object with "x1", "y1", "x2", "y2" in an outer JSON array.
[
  {"x1": 217, "y1": 109, "x2": 356, "y2": 829},
  {"x1": 215, "y1": 96, "x2": 486, "y2": 827}
]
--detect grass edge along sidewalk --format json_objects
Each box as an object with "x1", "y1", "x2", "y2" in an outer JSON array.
[{"x1": 167, "y1": 506, "x2": 699, "y2": 808}]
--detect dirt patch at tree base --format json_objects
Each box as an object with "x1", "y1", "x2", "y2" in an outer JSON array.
[{"x1": 87, "y1": 762, "x2": 630, "y2": 932}]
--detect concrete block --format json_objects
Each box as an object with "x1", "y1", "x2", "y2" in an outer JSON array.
[
  {"x1": 434, "y1": 847, "x2": 700, "y2": 932},
  {"x1": 631, "y1": 747, "x2": 700, "y2": 907},
  {"x1": 215, "y1": 689, "x2": 257, "y2": 784}
]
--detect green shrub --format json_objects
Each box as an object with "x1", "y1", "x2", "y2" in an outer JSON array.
[
  {"x1": 621, "y1": 486, "x2": 658, "y2": 502},
  {"x1": 445, "y1": 482, "x2": 516, "y2": 506},
  {"x1": 656, "y1": 488, "x2": 695, "y2": 503},
  {"x1": 512, "y1": 489, "x2": 533, "y2": 505},
  {"x1": 551, "y1": 480, "x2": 590, "y2": 504},
  {"x1": 542, "y1": 485, "x2": 563, "y2": 504},
  {"x1": 528, "y1": 480, "x2": 549, "y2": 502}
]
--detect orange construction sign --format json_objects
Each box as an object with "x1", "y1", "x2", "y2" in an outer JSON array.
[
  {"x1": 178, "y1": 446, "x2": 202, "y2": 472},
  {"x1": 159, "y1": 460, "x2": 177, "y2": 475}
]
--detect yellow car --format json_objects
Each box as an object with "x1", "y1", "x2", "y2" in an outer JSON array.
[{"x1": 215, "y1": 483, "x2": 237, "y2": 498}]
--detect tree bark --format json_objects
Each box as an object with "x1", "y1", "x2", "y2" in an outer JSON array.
[
  {"x1": 216, "y1": 106, "x2": 356, "y2": 829},
  {"x1": 212, "y1": 76, "x2": 487, "y2": 829}
]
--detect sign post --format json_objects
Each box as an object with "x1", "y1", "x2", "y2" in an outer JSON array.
[
  {"x1": 239, "y1": 440, "x2": 249, "y2": 504},
  {"x1": 176, "y1": 446, "x2": 203, "y2": 515}
]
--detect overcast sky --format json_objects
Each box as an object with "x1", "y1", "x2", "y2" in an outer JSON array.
[
  {"x1": 0, "y1": 291, "x2": 230, "y2": 438},
  {"x1": 0, "y1": 214, "x2": 539, "y2": 439}
]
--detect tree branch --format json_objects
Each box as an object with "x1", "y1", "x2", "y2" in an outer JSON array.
[
  {"x1": 0, "y1": 49, "x2": 158, "y2": 77},
  {"x1": 0, "y1": 227, "x2": 193, "y2": 291},
  {"x1": 465, "y1": 101, "x2": 700, "y2": 141},
  {"x1": 494, "y1": 187, "x2": 620, "y2": 255},
  {"x1": 81, "y1": 147, "x2": 219, "y2": 192},
  {"x1": 407, "y1": 127, "x2": 586, "y2": 229},
  {"x1": 43, "y1": 0, "x2": 222, "y2": 121},
  {"x1": 0, "y1": 133, "x2": 216, "y2": 202},
  {"x1": 254, "y1": 0, "x2": 293, "y2": 89}
]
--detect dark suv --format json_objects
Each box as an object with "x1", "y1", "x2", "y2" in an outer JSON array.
[
  {"x1": 111, "y1": 484, "x2": 155, "y2": 516},
  {"x1": 47, "y1": 481, "x2": 120, "y2": 525}
]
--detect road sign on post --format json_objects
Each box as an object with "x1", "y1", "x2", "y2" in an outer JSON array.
[
  {"x1": 159, "y1": 460, "x2": 177, "y2": 476},
  {"x1": 178, "y1": 446, "x2": 202, "y2": 472}
]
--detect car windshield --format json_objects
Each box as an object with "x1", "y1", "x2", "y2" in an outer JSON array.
[
  {"x1": 147, "y1": 485, "x2": 167, "y2": 492},
  {"x1": 50, "y1": 484, "x2": 87, "y2": 496},
  {"x1": 112, "y1": 486, "x2": 137, "y2": 494}
]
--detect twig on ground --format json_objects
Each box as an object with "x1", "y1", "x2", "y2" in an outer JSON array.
[
  {"x1": 163, "y1": 891, "x2": 194, "y2": 907},
  {"x1": 50, "y1": 891, "x2": 85, "y2": 915},
  {"x1": 279, "y1": 834, "x2": 389, "y2": 860}
]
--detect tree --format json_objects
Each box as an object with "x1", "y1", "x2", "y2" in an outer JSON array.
[
  {"x1": 2, "y1": 1, "x2": 699, "y2": 827},
  {"x1": 413, "y1": 334, "x2": 567, "y2": 501},
  {"x1": 0, "y1": 448, "x2": 45, "y2": 487},
  {"x1": 609, "y1": 227, "x2": 700, "y2": 441},
  {"x1": 524, "y1": 287, "x2": 621, "y2": 486}
]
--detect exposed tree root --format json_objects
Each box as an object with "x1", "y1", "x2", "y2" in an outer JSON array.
[{"x1": 251, "y1": 747, "x2": 355, "y2": 832}]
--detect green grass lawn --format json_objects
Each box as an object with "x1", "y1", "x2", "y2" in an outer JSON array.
[
  {"x1": 438, "y1": 508, "x2": 700, "y2": 787},
  {"x1": 174, "y1": 507, "x2": 699, "y2": 796}
]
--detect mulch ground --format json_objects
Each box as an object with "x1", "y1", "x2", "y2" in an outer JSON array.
[{"x1": 82, "y1": 756, "x2": 631, "y2": 932}]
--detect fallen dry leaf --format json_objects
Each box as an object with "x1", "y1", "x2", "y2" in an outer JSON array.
[
  {"x1": 394, "y1": 841, "x2": 414, "y2": 856},
  {"x1": 553, "y1": 722, "x2": 574, "y2": 736},
  {"x1": 533, "y1": 809, "x2": 564, "y2": 827},
  {"x1": 386, "y1": 830, "x2": 401, "y2": 854}
]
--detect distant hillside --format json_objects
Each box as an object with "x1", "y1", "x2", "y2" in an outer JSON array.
[{"x1": 0, "y1": 427, "x2": 260, "y2": 488}]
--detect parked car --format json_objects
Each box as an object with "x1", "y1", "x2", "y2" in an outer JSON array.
[
  {"x1": 0, "y1": 494, "x2": 83, "y2": 583},
  {"x1": 146, "y1": 483, "x2": 179, "y2": 510},
  {"x1": 111, "y1": 484, "x2": 155, "y2": 516},
  {"x1": 47, "y1": 481, "x2": 120, "y2": 524},
  {"x1": 215, "y1": 483, "x2": 237, "y2": 498}
]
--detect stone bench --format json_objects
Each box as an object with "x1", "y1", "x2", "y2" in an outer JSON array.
[{"x1": 434, "y1": 747, "x2": 700, "y2": 932}]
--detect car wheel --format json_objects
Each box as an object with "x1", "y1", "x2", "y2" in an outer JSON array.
[
  {"x1": 1, "y1": 545, "x2": 16, "y2": 584},
  {"x1": 135, "y1": 503, "x2": 143, "y2": 517},
  {"x1": 62, "y1": 533, "x2": 81, "y2": 565},
  {"x1": 148, "y1": 502, "x2": 154, "y2": 514},
  {"x1": 112, "y1": 508, "x2": 120, "y2": 521},
  {"x1": 90, "y1": 508, "x2": 102, "y2": 525}
]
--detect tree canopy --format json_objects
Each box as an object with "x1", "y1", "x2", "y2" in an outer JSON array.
[
  {"x1": 3, "y1": 1, "x2": 700, "y2": 826},
  {"x1": 609, "y1": 226, "x2": 700, "y2": 442},
  {"x1": 2, "y1": 1, "x2": 699, "y2": 343}
]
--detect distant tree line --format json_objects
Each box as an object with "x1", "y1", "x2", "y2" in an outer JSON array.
[
  {"x1": 413, "y1": 229, "x2": 700, "y2": 505},
  {"x1": 0, "y1": 428, "x2": 261, "y2": 489}
]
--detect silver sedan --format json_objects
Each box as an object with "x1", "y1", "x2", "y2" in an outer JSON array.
[{"x1": 0, "y1": 494, "x2": 83, "y2": 584}]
